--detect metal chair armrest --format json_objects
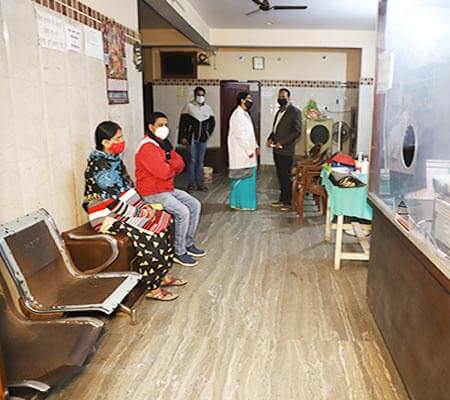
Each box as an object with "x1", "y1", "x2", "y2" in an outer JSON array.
[
  {"x1": 9, "y1": 380, "x2": 50, "y2": 393},
  {"x1": 67, "y1": 233, "x2": 119, "y2": 274}
]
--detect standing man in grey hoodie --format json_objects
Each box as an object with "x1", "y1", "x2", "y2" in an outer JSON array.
[{"x1": 178, "y1": 86, "x2": 215, "y2": 192}]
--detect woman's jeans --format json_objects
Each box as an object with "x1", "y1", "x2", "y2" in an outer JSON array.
[
  {"x1": 143, "y1": 189, "x2": 201, "y2": 256},
  {"x1": 188, "y1": 140, "x2": 207, "y2": 186}
]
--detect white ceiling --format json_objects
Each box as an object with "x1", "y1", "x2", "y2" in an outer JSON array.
[{"x1": 186, "y1": 0, "x2": 377, "y2": 30}]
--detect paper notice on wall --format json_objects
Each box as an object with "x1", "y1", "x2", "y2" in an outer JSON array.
[
  {"x1": 84, "y1": 26, "x2": 104, "y2": 60},
  {"x1": 376, "y1": 51, "x2": 394, "y2": 93},
  {"x1": 35, "y1": 6, "x2": 66, "y2": 52},
  {"x1": 65, "y1": 22, "x2": 82, "y2": 53},
  {"x1": 262, "y1": 87, "x2": 275, "y2": 98},
  {"x1": 176, "y1": 86, "x2": 188, "y2": 98},
  {"x1": 249, "y1": 82, "x2": 259, "y2": 92}
]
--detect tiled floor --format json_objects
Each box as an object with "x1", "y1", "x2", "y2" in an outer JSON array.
[{"x1": 47, "y1": 171, "x2": 408, "y2": 400}]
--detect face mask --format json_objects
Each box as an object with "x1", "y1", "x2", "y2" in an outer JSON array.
[
  {"x1": 109, "y1": 141, "x2": 125, "y2": 155},
  {"x1": 245, "y1": 100, "x2": 253, "y2": 110},
  {"x1": 196, "y1": 96, "x2": 205, "y2": 104},
  {"x1": 154, "y1": 126, "x2": 170, "y2": 140},
  {"x1": 278, "y1": 98, "x2": 288, "y2": 107}
]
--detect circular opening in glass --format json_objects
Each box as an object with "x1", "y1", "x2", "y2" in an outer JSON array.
[{"x1": 402, "y1": 125, "x2": 416, "y2": 168}]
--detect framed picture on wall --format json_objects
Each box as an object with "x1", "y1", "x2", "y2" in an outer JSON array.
[
  {"x1": 252, "y1": 56, "x2": 265, "y2": 70},
  {"x1": 102, "y1": 21, "x2": 129, "y2": 104}
]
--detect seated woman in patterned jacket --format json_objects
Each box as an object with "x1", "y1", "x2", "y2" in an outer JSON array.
[{"x1": 83, "y1": 121, "x2": 186, "y2": 301}]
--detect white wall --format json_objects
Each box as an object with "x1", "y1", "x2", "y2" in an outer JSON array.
[
  {"x1": 209, "y1": 29, "x2": 376, "y2": 77},
  {"x1": 199, "y1": 48, "x2": 360, "y2": 81},
  {"x1": 153, "y1": 85, "x2": 221, "y2": 148},
  {"x1": 0, "y1": 0, "x2": 143, "y2": 230},
  {"x1": 209, "y1": 29, "x2": 376, "y2": 155},
  {"x1": 260, "y1": 87, "x2": 359, "y2": 165},
  {"x1": 151, "y1": 46, "x2": 361, "y2": 164},
  {"x1": 152, "y1": 83, "x2": 358, "y2": 165}
]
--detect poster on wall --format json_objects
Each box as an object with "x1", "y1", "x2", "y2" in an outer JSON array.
[
  {"x1": 102, "y1": 20, "x2": 129, "y2": 105},
  {"x1": 35, "y1": 6, "x2": 66, "y2": 52}
]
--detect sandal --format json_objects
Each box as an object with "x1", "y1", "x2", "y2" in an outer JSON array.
[
  {"x1": 145, "y1": 289, "x2": 179, "y2": 301},
  {"x1": 161, "y1": 277, "x2": 188, "y2": 287}
]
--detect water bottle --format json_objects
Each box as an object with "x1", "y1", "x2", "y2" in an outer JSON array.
[
  {"x1": 361, "y1": 157, "x2": 369, "y2": 175},
  {"x1": 355, "y1": 152, "x2": 363, "y2": 173}
]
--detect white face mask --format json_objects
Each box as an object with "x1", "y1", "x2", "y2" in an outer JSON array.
[
  {"x1": 154, "y1": 126, "x2": 169, "y2": 140},
  {"x1": 196, "y1": 96, "x2": 205, "y2": 104}
]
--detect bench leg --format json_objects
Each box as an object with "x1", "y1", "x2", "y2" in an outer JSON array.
[
  {"x1": 334, "y1": 215, "x2": 344, "y2": 270},
  {"x1": 118, "y1": 303, "x2": 138, "y2": 325},
  {"x1": 325, "y1": 205, "x2": 331, "y2": 242}
]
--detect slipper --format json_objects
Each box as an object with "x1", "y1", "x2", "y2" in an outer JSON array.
[
  {"x1": 161, "y1": 277, "x2": 188, "y2": 287},
  {"x1": 145, "y1": 289, "x2": 179, "y2": 301}
]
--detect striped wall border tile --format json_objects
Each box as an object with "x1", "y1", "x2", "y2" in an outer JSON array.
[
  {"x1": 152, "y1": 78, "x2": 374, "y2": 88},
  {"x1": 33, "y1": 0, "x2": 140, "y2": 45},
  {"x1": 152, "y1": 79, "x2": 221, "y2": 86}
]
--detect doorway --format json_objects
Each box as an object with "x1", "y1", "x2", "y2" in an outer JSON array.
[{"x1": 220, "y1": 81, "x2": 261, "y2": 171}]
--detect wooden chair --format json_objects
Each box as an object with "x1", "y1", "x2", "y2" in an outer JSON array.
[
  {"x1": 291, "y1": 144, "x2": 324, "y2": 205},
  {"x1": 291, "y1": 147, "x2": 329, "y2": 221},
  {"x1": 302, "y1": 169, "x2": 328, "y2": 220},
  {"x1": 295, "y1": 143, "x2": 322, "y2": 163}
]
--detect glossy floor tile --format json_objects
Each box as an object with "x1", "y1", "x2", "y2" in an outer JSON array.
[{"x1": 47, "y1": 171, "x2": 408, "y2": 400}]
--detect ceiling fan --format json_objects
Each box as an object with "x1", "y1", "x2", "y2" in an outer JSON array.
[{"x1": 246, "y1": 0, "x2": 307, "y2": 16}]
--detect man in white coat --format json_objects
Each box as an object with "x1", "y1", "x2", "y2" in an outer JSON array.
[{"x1": 227, "y1": 92, "x2": 260, "y2": 210}]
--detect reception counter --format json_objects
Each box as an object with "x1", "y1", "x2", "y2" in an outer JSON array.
[{"x1": 367, "y1": 196, "x2": 450, "y2": 400}]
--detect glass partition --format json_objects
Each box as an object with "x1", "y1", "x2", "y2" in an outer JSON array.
[{"x1": 370, "y1": 0, "x2": 450, "y2": 277}]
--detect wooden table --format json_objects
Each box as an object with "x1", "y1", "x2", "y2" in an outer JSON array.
[{"x1": 321, "y1": 169, "x2": 373, "y2": 270}]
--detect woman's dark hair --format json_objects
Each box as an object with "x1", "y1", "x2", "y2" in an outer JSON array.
[
  {"x1": 194, "y1": 86, "x2": 206, "y2": 95},
  {"x1": 95, "y1": 121, "x2": 121, "y2": 150},
  {"x1": 279, "y1": 87, "x2": 291, "y2": 97},
  {"x1": 147, "y1": 112, "x2": 168, "y2": 126},
  {"x1": 146, "y1": 112, "x2": 168, "y2": 134},
  {"x1": 236, "y1": 91, "x2": 250, "y2": 106}
]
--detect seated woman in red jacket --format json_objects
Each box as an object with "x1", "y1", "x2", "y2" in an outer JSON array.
[
  {"x1": 83, "y1": 121, "x2": 186, "y2": 301},
  {"x1": 135, "y1": 112, "x2": 206, "y2": 267}
]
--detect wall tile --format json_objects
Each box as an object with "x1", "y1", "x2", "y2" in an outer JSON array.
[
  {"x1": 260, "y1": 86, "x2": 360, "y2": 164},
  {"x1": 0, "y1": 5, "x2": 8, "y2": 78},
  {"x1": 87, "y1": 57, "x2": 107, "y2": 88},
  {"x1": 40, "y1": 47, "x2": 68, "y2": 86},
  {"x1": 0, "y1": 0, "x2": 143, "y2": 230},
  {"x1": 1, "y1": 0, "x2": 41, "y2": 82},
  {"x1": 153, "y1": 83, "x2": 359, "y2": 165},
  {"x1": 153, "y1": 85, "x2": 221, "y2": 148},
  {"x1": 67, "y1": 50, "x2": 88, "y2": 87},
  {"x1": 0, "y1": 74, "x2": 25, "y2": 221}
]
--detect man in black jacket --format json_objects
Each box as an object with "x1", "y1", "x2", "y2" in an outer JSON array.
[
  {"x1": 178, "y1": 87, "x2": 215, "y2": 192},
  {"x1": 267, "y1": 88, "x2": 302, "y2": 211}
]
